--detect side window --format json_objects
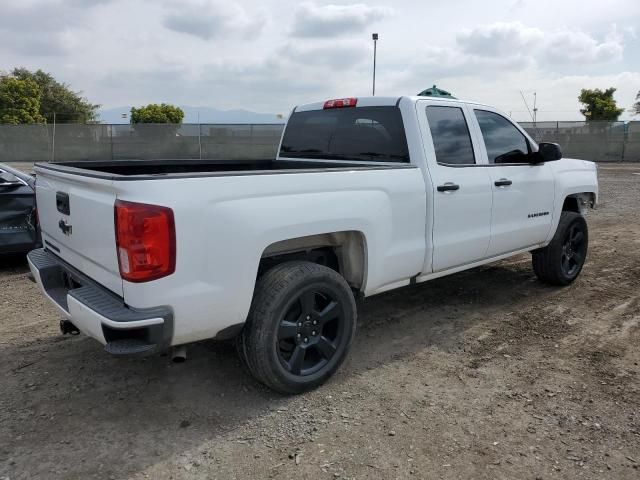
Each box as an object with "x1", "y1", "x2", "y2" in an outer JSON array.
[
  {"x1": 425, "y1": 106, "x2": 475, "y2": 165},
  {"x1": 474, "y1": 110, "x2": 529, "y2": 164}
]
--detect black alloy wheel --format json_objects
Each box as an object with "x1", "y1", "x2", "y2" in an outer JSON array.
[
  {"x1": 276, "y1": 287, "x2": 346, "y2": 376},
  {"x1": 560, "y1": 222, "x2": 587, "y2": 277},
  {"x1": 239, "y1": 261, "x2": 357, "y2": 394},
  {"x1": 532, "y1": 211, "x2": 589, "y2": 286}
]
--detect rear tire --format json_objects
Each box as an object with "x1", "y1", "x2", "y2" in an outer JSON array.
[
  {"x1": 238, "y1": 261, "x2": 357, "y2": 394},
  {"x1": 532, "y1": 211, "x2": 588, "y2": 286}
]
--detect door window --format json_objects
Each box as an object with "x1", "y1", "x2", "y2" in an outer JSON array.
[
  {"x1": 474, "y1": 110, "x2": 529, "y2": 164},
  {"x1": 425, "y1": 106, "x2": 475, "y2": 165}
]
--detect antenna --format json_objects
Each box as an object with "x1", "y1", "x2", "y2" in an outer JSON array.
[
  {"x1": 519, "y1": 90, "x2": 541, "y2": 141},
  {"x1": 519, "y1": 90, "x2": 535, "y2": 122}
]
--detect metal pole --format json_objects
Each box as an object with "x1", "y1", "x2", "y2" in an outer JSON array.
[
  {"x1": 198, "y1": 112, "x2": 202, "y2": 160},
  {"x1": 621, "y1": 122, "x2": 627, "y2": 162},
  {"x1": 51, "y1": 112, "x2": 56, "y2": 162},
  {"x1": 372, "y1": 33, "x2": 378, "y2": 96}
]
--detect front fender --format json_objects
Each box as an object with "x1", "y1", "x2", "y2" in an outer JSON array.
[{"x1": 545, "y1": 158, "x2": 598, "y2": 243}]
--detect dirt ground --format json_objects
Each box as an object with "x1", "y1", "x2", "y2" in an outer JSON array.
[
  {"x1": 3, "y1": 163, "x2": 37, "y2": 174},
  {"x1": 1, "y1": 163, "x2": 639, "y2": 480}
]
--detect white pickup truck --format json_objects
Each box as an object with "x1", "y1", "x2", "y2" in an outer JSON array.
[{"x1": 28, "y1": 95, "x2": 598, "y2": 393}]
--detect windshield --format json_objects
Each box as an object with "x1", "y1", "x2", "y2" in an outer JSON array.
[{"x1": 279, "y1": 106, "x2": 410, "y2": 162}]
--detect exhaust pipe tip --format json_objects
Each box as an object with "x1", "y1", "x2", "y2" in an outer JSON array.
[
  {"x1": 171, "y1": 345, "x2": 187, "y2": 363},
  {"x1": 59, "y1": 319, "x2": 80, "y2": 335}
]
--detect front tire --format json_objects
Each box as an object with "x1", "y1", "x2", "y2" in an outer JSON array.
[
  {"x1": 532, "y1": 211, "x2": 588, "y2": 286},
  {"x1": 239, "y1": 261, "x2": 357, "y2": 394}
]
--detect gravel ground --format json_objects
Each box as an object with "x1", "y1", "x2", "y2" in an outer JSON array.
[
  {"x1": 2, "y1": 162, "x2": 37, "y2": 175},
  {"x1": 1, "y1": 163, "x2": 639, "y2": 480}
]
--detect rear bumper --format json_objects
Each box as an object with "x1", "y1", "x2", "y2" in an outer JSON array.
[
  {"x1": 0, "y1": 227, "x2": 40, "y2": 255},
  {"x1": 27, "y1": 248, "x2": 173, "y2": 354}
]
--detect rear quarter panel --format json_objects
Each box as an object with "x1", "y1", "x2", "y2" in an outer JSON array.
[{"x1": 116, "y1": 167, "x2": 426, "y2": 345}]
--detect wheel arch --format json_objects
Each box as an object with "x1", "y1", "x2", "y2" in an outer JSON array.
[
  {"x1": 562, "y1": 192, "x2": 596, "y2": 215},
  {"x1": 259, "y1": 231, "x2": 368, "y2": 293},
  {"x1": 544, "y1": 190, "x2": 596, "y2": 245}
]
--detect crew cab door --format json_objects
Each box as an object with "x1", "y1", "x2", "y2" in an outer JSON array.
[
  {"x1": 468, "y1": 108, "x2": 555, "y2": 256},
  {"x1": 417, "y1": 100, "x2": 493, "y2": 271}
]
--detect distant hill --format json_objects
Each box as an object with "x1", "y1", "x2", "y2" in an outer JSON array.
[{"x1": 98, "y1": 106, "x2": 286, "y2": 124}]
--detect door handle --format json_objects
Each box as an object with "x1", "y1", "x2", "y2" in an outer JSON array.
[
  {"x1": 437, "y1": 183, "x2": 460, "y2": 192},
  {"x1": 494, "y1": 178, "x2": 512, "y2": 187},
  {"x1": 56, "y1": 191, "x2": 71, "y2": 215}
]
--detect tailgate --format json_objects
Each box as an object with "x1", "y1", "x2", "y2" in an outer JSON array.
[{"x1": 34, "y1": 165, "x2": 123, "y2": 296}]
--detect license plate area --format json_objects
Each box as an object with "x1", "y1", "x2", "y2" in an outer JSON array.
[{"x1": 61, "y1": 270, "x2": 82, "y2": 291}]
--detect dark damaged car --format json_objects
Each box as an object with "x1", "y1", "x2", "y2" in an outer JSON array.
[{"x1": 0, "y1": 163, "x2": 40, "y2": 255}]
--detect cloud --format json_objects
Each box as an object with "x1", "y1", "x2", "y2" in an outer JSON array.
[
  {"x1": 68, "y1": 0, "x2": 115, "y2": 6},
  {"x1": 543, "y1": 28, "x2": 623, "y2": 64},
  {"x1": 1, "y1": 1, "x2": 636, "y2": 120},
  {"x1": 162, "y1": 1, "x2": 265, "y2": 40},
  {"x1": 97, "y1": 35, "x2": 374, "y2": 113},
  {"x1": 291, "y1": 2, "x2": 393, "y2": 38},
  {"x1": 456, "y1": 22, "x2": 542, "y2": 57},
  {"x1": 163, "y1": 13, "x2": 226, "y2": 40},
  {"x1": 0, "y1": 1, "x2": 106, "y2": 57},
  {"x1": 405, "y1": 45, "x2": 532, "y2": 80},
  {"x1": 456, "y1": 22, "x2": 624, "y2": 65},
  {"x1": 382, "y1": 22, "x2": 626, "y2": 110},
  {"x1": 279, "y1": 41, "x2": 370, "y2": 68},
  {"x1": 380, "y1": 21, "x2": 626, "y2": 102},
  {"x1": 7, "y1": 35, "x2": 69, "y2": 57}
]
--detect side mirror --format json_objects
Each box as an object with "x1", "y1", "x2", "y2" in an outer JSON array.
[{"x1": 532, "y1": 142, "x2": 562, "y2": 163}]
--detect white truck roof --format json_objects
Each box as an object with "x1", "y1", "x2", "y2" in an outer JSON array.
[{"x1": 294, "y1": 95, "x2": 495, "y2": 112}]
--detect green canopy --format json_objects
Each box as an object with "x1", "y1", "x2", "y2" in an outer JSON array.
[{"x1": 417, "y1": 85, "x2": 456, "y2": 99}]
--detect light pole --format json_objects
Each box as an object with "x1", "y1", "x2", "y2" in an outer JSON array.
[{"x1": 372, "y1": 33, "x2": 378, "y2": 96}]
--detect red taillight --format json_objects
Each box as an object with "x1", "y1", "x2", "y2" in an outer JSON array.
[
  {"x1": 114, "y1": 200, "x2": 176, "y2": 283},
  {"x1": 323, "y1": 98, "x2": 357, "y2": 109}
]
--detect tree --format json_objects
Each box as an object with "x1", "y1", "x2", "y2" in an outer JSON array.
[
  {"x1": 0, "y1": 76, "x2": 46, "y2": 124},
  {"x1": 578, "y1": 87, "x2": 624, "y2": 121},
  {"x1": 130, "y1": 104, "x2": 184, "y2": 124},
  {"x1": 632, "y1": 91, "x2": 640, "y2": 116},
  {"x1": 11, "y1": 68, "x2": 100, "y2": 123}
]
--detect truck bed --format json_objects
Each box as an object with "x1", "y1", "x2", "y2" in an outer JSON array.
[{"x1": 36, "y1": 159, "x2": 412, "y2": 180}]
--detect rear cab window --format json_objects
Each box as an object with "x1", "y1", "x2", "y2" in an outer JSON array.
[{"x1": 279, "y1": 106, "x2": 410, "y2": 162}]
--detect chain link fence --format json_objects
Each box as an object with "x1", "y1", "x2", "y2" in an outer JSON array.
[
  {"x1": 623, "y1": 121, "x2": 640, "y2": 162},
  {"x1": 1, "y1": 121, "x2": 639, "y2": 163},
  {"x1": 519, "y1": 121, "x2": 637, "y2": 162},
  {"x1": 0, "y1": 124, "x2": 285, "y2": 163}
]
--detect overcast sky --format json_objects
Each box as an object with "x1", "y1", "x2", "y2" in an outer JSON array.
[{"x1": 2, "y1": 0, "x2": 639, "y2": 120}]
